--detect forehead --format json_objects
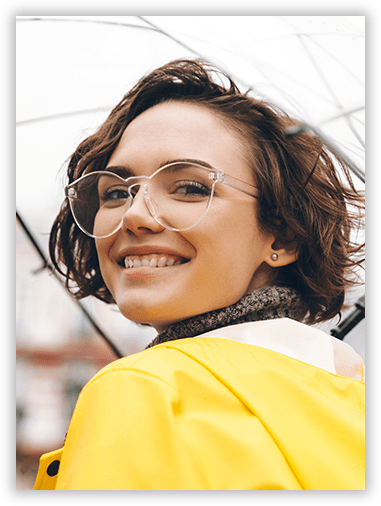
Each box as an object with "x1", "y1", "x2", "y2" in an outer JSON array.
[{"x1": 106, "y1": 101, "x2": 255, "y2": 184}]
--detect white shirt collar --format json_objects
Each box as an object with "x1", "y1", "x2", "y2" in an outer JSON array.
[{"x1": 195, "y1": 318, "x2": 363, "y2": 380}]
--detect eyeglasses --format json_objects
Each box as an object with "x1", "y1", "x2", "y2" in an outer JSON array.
[{"x1": 65, "y1": 161, "x2": 259, "y2": 239}]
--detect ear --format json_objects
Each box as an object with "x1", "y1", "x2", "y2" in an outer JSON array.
[{"x1": 265, "y1": 238, "x2": 299, "y2": 267}]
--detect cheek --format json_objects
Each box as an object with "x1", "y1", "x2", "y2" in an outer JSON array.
[{"x1": 185, "y1": 208, "x2": 263, "y2": 287}]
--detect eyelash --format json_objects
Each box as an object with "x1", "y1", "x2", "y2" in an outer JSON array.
[
  {"x1": 99, "y1": 187, "x2": 129, "y2": 202},
  {"x1": 172, "y1": 180, "x2": 210, "y2": 196}
]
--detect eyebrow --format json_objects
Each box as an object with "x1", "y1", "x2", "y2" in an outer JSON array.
[
  {"x1": 101, "y1": 165, "x2": 135, "y2": 178},
  {"x1": 166, "y1": 158, "x2": 214, "y2": 170},
  {"x1": 101, "y1": 158, "x2": 215, "y2": 178}
]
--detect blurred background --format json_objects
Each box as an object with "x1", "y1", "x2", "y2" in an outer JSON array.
[{"x1": 16, "y1": 16, "x2": 365, "y2": 489}]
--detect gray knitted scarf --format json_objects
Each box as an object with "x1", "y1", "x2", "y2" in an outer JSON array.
[{"x1": 146, "y1": 286, "x2": 307, "y2": 349}]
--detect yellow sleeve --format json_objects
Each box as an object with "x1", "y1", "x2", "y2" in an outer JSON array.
[{"x1": 55, "y1": 367, "x2": 208, "y2": 490}]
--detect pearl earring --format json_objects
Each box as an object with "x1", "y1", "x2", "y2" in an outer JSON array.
[{"x1": 271, "y1": 253, "x2": 279, "y2": 261}]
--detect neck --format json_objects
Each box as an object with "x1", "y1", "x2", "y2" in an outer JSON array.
[{"x1": 146, "y1": 286, "x2": 308, "y2": 349}]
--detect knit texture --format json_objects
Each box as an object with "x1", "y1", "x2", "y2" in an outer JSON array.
[{"x1": 146, "y1": 286, "x2": 308, "y2": 349}]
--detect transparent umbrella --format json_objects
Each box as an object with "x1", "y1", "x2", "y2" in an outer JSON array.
[{"x1": 16, "y1": 15, "x2": 365, "y2": 358}]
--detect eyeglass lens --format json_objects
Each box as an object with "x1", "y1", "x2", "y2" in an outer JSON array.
[{"x1": 68, "y1": 163, "x2": 217, "y2": 238}]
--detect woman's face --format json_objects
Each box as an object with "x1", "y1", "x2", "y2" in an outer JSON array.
[{"x1": 95, "y1": 101, "x2": 277, "y2": 331}]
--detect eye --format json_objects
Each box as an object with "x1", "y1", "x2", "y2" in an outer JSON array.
[
  {"x1": 99, "y1": 187, "x2": 130, "y2": 205},
  {"x1": 172, "y1": 180, "x2": 210, "y2": 199}
]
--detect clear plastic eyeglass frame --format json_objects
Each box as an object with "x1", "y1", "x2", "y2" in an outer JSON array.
[{"x1": 65, "y1": 161, "x2": 260, "y2": 239}]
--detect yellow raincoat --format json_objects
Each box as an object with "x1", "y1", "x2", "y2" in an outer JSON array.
[{"x1": 34, "y1": 320, "x2": 365, "y2": 490}]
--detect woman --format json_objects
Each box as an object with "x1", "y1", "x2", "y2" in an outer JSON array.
[{"x1": 34, "y1": 59, "x2": 365, "y2": 490}]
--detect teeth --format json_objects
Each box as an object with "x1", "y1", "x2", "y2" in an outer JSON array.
[
  {"x1": 124, "y1": 254, "x2": 185, "y2": 269},
  {"x1": 158, "y1": 257, "x2": 167, "y2": 267}
]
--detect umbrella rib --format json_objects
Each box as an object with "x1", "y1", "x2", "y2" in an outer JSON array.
[
  {"x1": 16, "y1": 107, "x2": 113, "y2": 127},
  {"x1": 318, "y1": 105, "x2": 365, "y2": 126},
  {"x1": 297, "y1": 33, "x2": 365, "y2": 149},
  {"x1": 16, "y1": 16, "x2": 159, "y2": 33},
  {"x1": 297, "y1": 34, "x2": 342, "y2": 108},
  {"x1": 137, "y1": 16, "x2": 204, "y2": 58},
  {"x1": 16, "y1": 210, "x2": 124, "y2": 359},
  {"x1": 318, "y1": 105, "x2": 366, "y2": 151}
]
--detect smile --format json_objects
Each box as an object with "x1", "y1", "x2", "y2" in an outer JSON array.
[{"x1": 123, "y1": 254, "x2": 189, "y2": 269}]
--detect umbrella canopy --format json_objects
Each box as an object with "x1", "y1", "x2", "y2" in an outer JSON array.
[{"x1": 16, "y1": 15, "x2": 365, "y2": 357}]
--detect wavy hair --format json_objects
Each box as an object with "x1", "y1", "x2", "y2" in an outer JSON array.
[{"x1": 49, "y1": 59, "x2": 364, "y2": 324}]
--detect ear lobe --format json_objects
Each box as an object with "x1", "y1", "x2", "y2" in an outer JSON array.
[{"x1": 266, "y1": 239, "x2": 299, "y2": 267}]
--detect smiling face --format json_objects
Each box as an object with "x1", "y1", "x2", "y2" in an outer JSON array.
[{"x1": 94, "y1": 101, "x2": 278, "y2": 331}]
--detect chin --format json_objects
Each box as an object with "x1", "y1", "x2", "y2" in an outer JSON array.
[{"x1": 115, "y1": 297, "x2": 181, "y2": 331}]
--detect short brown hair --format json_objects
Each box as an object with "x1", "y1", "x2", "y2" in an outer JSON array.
[{"x1": 49, "y1": 59, "x2": 364, "y2": 324}]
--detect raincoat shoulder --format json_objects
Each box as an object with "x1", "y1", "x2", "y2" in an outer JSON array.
[
  {"x1": 34, "y1": 320, "x2": 365, "y2": 490},
  {"x1": 33, "y1": 448, "x2": 64, "y2": 490}
]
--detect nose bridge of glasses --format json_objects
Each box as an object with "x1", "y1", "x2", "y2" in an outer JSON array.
[
  {"x1": 120, "y1": 181, "x2": 165, "y2": 233},
  {"x1": 127, "y1": 180, "x2": 149, "y2": 199}
]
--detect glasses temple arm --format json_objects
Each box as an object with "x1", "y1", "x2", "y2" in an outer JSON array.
[{"x1": 220, "y1": 173, "x2": 260, "y2": 199}]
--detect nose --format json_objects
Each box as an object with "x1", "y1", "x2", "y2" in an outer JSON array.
[{"x1": 121, "y1": 184, "x2": 164, "y2": 236}]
